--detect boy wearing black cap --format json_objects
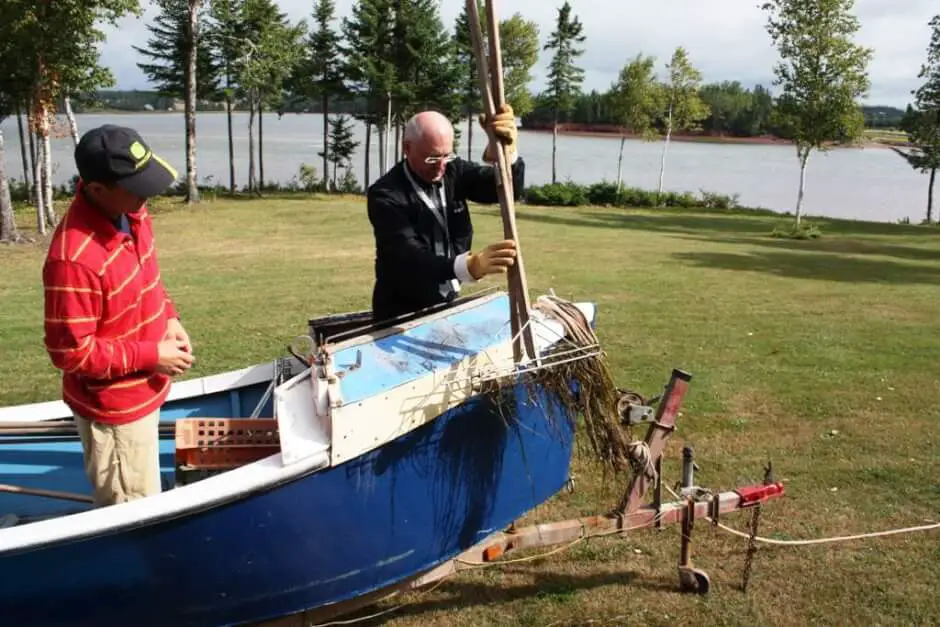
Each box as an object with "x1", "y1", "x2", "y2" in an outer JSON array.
[{"x1": 42, "y1": 125, "x2": 194, "y2": 507}]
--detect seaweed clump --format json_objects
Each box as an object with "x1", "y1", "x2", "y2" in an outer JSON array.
[{"x1": 479, "y1": 296, "x2": 638, "y2": 476}]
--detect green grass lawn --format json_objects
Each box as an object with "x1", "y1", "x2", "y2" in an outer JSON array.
[{"x1": 2, "y1": 194, "x2": 939, "y2": 626}]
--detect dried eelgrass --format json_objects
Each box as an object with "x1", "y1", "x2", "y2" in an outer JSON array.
[{"x1": 479, "y1": 296, "x2": 636, "y2": 476}]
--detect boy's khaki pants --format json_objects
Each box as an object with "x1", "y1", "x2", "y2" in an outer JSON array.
[{"x1": 74, "y1": 409, "x2": 162, "y2": 507}]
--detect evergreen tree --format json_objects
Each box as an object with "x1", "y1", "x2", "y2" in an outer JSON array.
[
  {"x1": 207, "y1": 0, "x2": 246, "y2": 193},
  {"x1": 321, "y1": 114, "x2": 360, "y2": 189},
  {"x1": 240, "y1": 0, "x2": 306, "y2": 193},
  {"x1": 135, "y1": 0, "x2": 218, "y2": 202},
  {"x1": 295, "y1": 0, "x2": 347, "y2": 189},
  {"x1": 543, "y1": 1, "x2": 586, "y2": 183},
  {"x1": 395, "y1": 0, "x2": 463, "y2": 127},
  {"x1": 343, "y1": 0, "x2": 396, "y2": 179}
]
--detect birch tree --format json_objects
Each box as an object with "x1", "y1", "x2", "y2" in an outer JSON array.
[
  {"x1": 2, "y1": 0, "x2": 140, "y2": 234},
  {"x1": 656, "y1": 47, "x2": 708, "y2": 201},
  {"x1": 0, "y1": 95, "x2": 22, "y2": 243},
  {"x1": 609, "y1": 54, "x2": 662, "y2": 192},
  {"x1": 892, "y1": 15, "x2": 940, "y2": 223},
  {"x1": 543, "y1": 1, "x2": 586, "y2": 184},
  {"x1": 762, "y1": 0, "x2": 873, "y2": 229},
  {"x1": 499, "y1": 14, "x2": 540, "y2": 120}
]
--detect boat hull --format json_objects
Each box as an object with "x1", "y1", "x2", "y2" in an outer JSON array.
[{"x1": 0, "y1": 379, "x2": 576, "y2": 627}]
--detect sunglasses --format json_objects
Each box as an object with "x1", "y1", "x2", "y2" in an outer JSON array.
[{"x1": 424, "y1": 153, "x2": 457, "y2": 165}]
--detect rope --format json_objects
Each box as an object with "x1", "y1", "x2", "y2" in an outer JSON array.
[
  {"x1": 663, "y1": 483, "x2": 940, "y2": 547},
  {"x1": 710, "y1": 518, "x2": 940, "y2": 546},
  {"x1": 627, "y1": 440, "x2": 658, "y2": 483}
]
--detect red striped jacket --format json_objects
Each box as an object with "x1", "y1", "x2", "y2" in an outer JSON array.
[{"x1": 43, "y1": 183, "x2": 178, "y2": 425}]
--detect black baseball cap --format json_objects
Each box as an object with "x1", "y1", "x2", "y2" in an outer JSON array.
[{"x1": 75, "y1": 125, "x2": 178, "y2": 198}]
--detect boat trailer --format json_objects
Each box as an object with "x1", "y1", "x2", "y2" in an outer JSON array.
[{"x1": 411, "y1": 368, "x2": 785, "y2": 597}]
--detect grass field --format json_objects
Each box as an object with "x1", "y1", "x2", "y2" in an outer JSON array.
[{"x1": 2, "y1": 194, "x2": 939, "y2": 626}]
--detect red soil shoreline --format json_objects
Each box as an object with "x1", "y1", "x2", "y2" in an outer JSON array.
[{"x1": 519, "y1": 123, "x2": 906, "y2": 150}]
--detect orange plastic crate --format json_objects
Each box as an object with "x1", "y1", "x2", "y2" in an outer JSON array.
[{"x1": 174, "y1": 418, "x2": 281, "y2": 470}]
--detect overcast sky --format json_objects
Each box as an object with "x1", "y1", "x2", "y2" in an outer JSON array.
[{"x1": 100, "y1": 0, "x2": 938, "y2": 108}]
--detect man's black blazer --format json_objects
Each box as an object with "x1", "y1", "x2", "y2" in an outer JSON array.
[{"x1": 366, "y1": 155, "x2": 526, "y2": 321}]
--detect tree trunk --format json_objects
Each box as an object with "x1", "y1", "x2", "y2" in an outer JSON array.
[
  {"x1": 184, "y1": 0, "x2": 200, "y2": 203},
  {"x1": 258, "y1": 101, "x2": 264, "y2": 191},
  {"x1": 27, "y1": 106, "x2": 39, "y2": 209},
  {"x1": 657, "y1": 102, "x2": 674, "y2": 204},
  {"x1": 927, "y1": 167, "x2": 936, "y2": 224},
  {"x1": 248, "y1": 93, "x2": 256, "y2": 195},
  {"x1": 616, "y1": 135, "x2": 626, "y2": 193},
  {"x1": 31, "y1": 129, "x2": 45, "y2": 235},
  {"x1": 322, "y1": 96, "x2": 330, "y2": 192},
  {"x1": 385, "y1": 96, "x2": 392, "y2": 173},
  {"x1": 466, "y1": 114, "x2": 473, "y2": 160},
  {"x1": 63, "y1": 96, "x2": 79, "y2": 145},
  {"x1": 226, "y1": 95, "x2": 235, "y2": 194},
  {"x1": 394, "y1": 123, "x2": 401, "y2": 163},
  {"x1": 39, "y1": 112, "x2": 56, "y2": 227},
  {"x1": 378, "y1": 124, "x2": 386, "y2": 175},
  {"x1": 551, "y1": 121, "x2": 558, "y2": 185},
  {"x1": 15, "y1": 103, "x2": 31, "y2": 202},
  {"x1": 364, "y1": 121, "x2": 371, "y2": 189},
  {"x1": 0, "y1": 128, "x2": 21, "y2": 243},
  {"x1": 795, "y1": 147, "x2": 811, "y2": 229}
]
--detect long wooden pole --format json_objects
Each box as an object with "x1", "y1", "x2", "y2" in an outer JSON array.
[
  {"x1": 0, "y1": 483, "x2": 93, "y2": 504},
  {"x1": 466, "y1": 0, "x2": 537, "y2": 363}
]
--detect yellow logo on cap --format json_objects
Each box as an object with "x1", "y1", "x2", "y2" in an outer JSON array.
[{"x1": 129, "y1": 141, "x2": 152, "y2": 169}]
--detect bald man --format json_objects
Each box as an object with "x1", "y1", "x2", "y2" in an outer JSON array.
[{"x1": 367, "y1": 105, "x2": 526, "y2": 322}]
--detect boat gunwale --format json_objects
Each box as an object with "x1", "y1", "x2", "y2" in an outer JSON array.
[{"x1": 319, "y1": 291, "x2": 505, "y2": 356}]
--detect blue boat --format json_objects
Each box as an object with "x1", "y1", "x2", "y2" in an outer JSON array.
[{"x1": 0, "y1": 290, "x2": 603, "y2": 627}]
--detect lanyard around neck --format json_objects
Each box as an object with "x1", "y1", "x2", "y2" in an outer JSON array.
[{"x1": 403, "y1": 162, "x2": 448, "y2": 235}]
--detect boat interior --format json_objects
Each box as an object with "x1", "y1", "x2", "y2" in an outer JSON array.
[{"x1": 0, "y1": 290, "x2": 526, "y2": 529}]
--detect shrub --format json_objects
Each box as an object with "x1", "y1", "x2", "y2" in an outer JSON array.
[
  {"x1": 585, "y1": 181, "x2": 621, "y2": 206},
  {"x1": 524, "y1": 182, "x2": 588, "y2": 206},
  {"x1": 699, "y1": 190, "x2": 741, "y2": 210},
  {"x1": 771, "y1": 221, "x2": 822, "y2": 239}
]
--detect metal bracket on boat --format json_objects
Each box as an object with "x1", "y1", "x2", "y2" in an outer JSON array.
[
  {"x1": 333, "y1": 350, "x2": 362, "y2": 380},
  {"x1": 616, "y1": 388, "x2": 655, "y2": 425}
]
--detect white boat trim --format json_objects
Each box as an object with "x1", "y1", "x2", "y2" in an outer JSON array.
[{"x1": 0, "y1": 362, "x2": 279, "y2": 424}]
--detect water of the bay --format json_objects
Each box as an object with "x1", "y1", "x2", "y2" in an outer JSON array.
[{"x1": 0, "y1": 112, "x2": 930, "y2": 224}]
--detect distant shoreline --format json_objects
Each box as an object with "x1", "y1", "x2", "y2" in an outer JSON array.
[{"x1": 63, "y1": 109, "x2": 911, "y2": 149}]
